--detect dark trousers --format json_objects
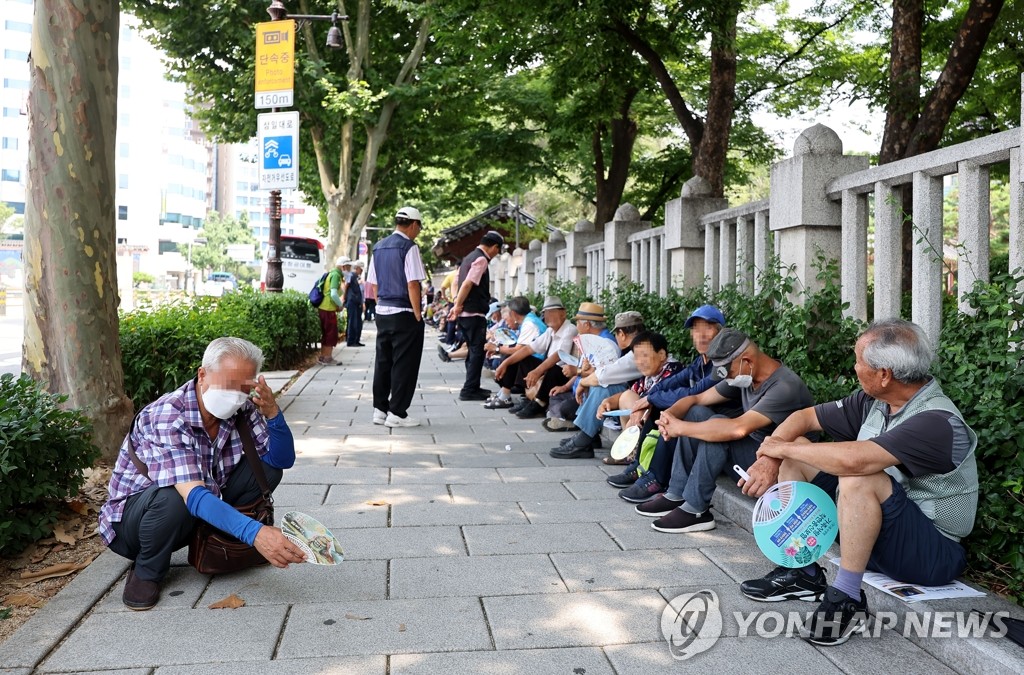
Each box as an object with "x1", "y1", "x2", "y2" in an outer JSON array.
[
  {"x1": 346, "y1": 302, "x2": 364, "y2": 345},
  {"x1": 458, "y1": 315, "x2": 488, "y2": 395},
  {"x1": 108, "y1": 460, "x2": 284, "y2": 583},
  {"x1": 497, "y1": 355, "x2": 543, "y2": 390},
  {"x1": 364, "y1": 299, "x2": 376, "y2": 321},
  {"x1": 372, "y1": 311, "x2": 425, "y2": 417}
]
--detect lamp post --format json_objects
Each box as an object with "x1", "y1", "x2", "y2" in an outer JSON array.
[{"x1": 263, "y1": 0, "x2": 346, "y2": 292}]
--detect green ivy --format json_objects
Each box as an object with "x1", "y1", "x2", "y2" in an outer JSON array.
[
  {"x1": 120, "y1": 289, "x2": 320, "y2": 410},
  {"x1": 0, "y1": 374, "x2": 99, "y2": 555}
]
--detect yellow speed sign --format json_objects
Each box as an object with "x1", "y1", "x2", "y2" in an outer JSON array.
[{"x1": 255, "y1": 20, "x2": 295, "y2": 109}]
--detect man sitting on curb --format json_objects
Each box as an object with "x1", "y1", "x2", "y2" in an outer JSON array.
[
  {"x1": 487, "y1": 296, "x2": 548, "y2": 409},
  {"x1": 510, "y1": 296, "x2": 579, "y2": 419},
  {"x1": 738, "y1": 318, "x2": 978, "y2": 647},
  {"x1": 611, "y1": 305, "x2": 726, "y2": 498},
  {"x1": 547, "y1": 302, "x2": 619, "y2": 457},
  {"x1": 98, "y1": 337, "x2": 306, "y2": 610},
  {"x1": 645, "y1": 328, "x2": 814, "y2": 533}
]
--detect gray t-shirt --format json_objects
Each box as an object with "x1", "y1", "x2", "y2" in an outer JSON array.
[{"x1": 714, "y1": 363, "x2": 815, "y2": 443}]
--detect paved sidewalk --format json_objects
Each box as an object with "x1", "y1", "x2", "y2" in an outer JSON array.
[{"x1": 2, "y1": 324, "x2": 1021, "y2": 674}]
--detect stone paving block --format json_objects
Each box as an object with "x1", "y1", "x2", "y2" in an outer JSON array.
[
  {"x1": 813, "y1": 623, "x2": 959, "y2": 675},
  {"x1": 38, "y1": 606, "x2": 288, "y2": 671},
  {"x1": 156, "y1": 656, "x2": 387, "y2": 675},
  {"x1": 599, "y1": 518, "x2": 749, "y2": 552},
  {"x1": 94, "y1": 565, "x2": 210, "y2": 614},
  {"x1": 450, "y1": 482, "x2": 575, "y2": 504},
  {"x1": 390, "y1": 553, "x2": 566, "y2": 599},
  {"x1": 389, "y1": 467, "x2": 502, "y2": 485},
  {"x1": 340, "y1": 525, "x2": 467, "y2": 560},
  {"x1": 280, "y1": 465, "x2": 390, "y2": 485},
  {"x1": 498, "y1": 466, "x2": 610, "y2": 483},
  {"x1": 280, "y1": 501, "x2": 390, "y2": 531},
  {"x1": 334, "y1": 451, "x2": 441, "y2": 468},
  {"x1": 551, "y1": 549, "x2": 733, "y2": 592},
  {"x1": 462, "y1": 523, "x2": 620, "y2": 556},
  {"x1": 277, "y1": 597, "x2": 491, "y2": 657},
  {"x1": 334, "y1": 435, "x2": 394, "y2": 451},
  {"x1": 656, "y1": 583, "x2": 815, "y2": 637},
  {"x1": 437, "y1": 453, "x2": 544, "y2": 468},
  {"x1": 391, "y1": 502, "x2": 529, "y2": 527},
  {"x1": 519, "y1": 499, "x2": 639, "y2": 524},
  {"x1": 201, "y1": 559, "x2": 386, "y2": 604},
  {"x1": 324, "y1": 483, "x2": 452, "y2": 507},
  {"x1": 698, "y1": 544, "x2": 780, "y2": 585},
  {"x1": 483, "y1": 590, "x2": 666, "y2": 649},
  {"x1": 390, "y1": 647, "x2": 616, "y2": 675},
  {"x1": 562, "y1": 479, "x2": 622, "y2": 500},
  {"x1": 269, "y1": 483, "x2": 329, "y2": 507},
  {"x1": 604, "y1": 637, "x2": 843, "y2": 675}
]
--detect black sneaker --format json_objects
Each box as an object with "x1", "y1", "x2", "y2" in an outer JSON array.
[
  {"x1": 740, "y1": 564, "x2": 828, "y2": 603},
  {"x1": 618, "y1": 473, "x2": 665, "y2": 503},
  {"x1": 801, "y1": 586, "x2": 869, "y2": 646},
  {"x1": 508, "y1": 397, "x2": 529, "y2": 414},
  {"x1": 651, "y1": 508, "x2": 716, "y2": 533},
  {"x1": 437, "y1": 344, "x2": 452, "y2": 362},
  {"x1": 459, "y1": 390, "x2": 490, "y2": 401},
  {"x1": 549, "y1": 432, "x2": 596, "y2": 459},
  {"x1": 515, "y1": 400, "x2": 545, "y2": 418},
  {"x1": 606, "y1": 463, "x2": 640, "y2": 488}
]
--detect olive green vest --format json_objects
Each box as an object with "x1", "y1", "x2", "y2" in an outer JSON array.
[{"x1": 856, "y1": 379, "x2": 978, "y2": 542}]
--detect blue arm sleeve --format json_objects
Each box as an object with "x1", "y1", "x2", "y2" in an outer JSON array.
[
  {"x1": 262, "y1": 413, "x2": 295, "y2": 469},
  {"x1": 186, "y1": 486, "x2": 263, "y2": 546},
  {"x1": 647, "y1": 364, "x2": 715, "y2": 410}
]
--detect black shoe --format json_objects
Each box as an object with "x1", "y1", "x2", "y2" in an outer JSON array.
[
  {"x1": 651, "y1": 508, "x2": 716, "y2": 533},
  {"x1": 354, "y1": 342, "x2": 366, "y2": 347},
  {"x1": 740, "y1": 563, "x2": 828, "y2": 603},
  {"x1": 437, "y1": 344, "x2": 452, "y2": 362},
  {"x1": 549, "y1": 432, "x2": 596, "y2": 459},
  {"x1": 618, "y1": 473, "x2": 665, "y2": 503},
  {"x1": 606, "y1": 464, "x2": 640, "y2": 488},
  {"x1": 123, "y1": 566, "x2": 160, "y2": 611},
  {"x1": 508, "y1": 397, "x2": 529, "y2": 414},
  {"x1": 515, "y1": 400, "x2": 545, "y2": 418},
  {"x1": 801, "y1": 586, "x2": 869, "y2": 646},
  {"x1": 459, "y1": 390, "x2": 491, "y2": 401}
]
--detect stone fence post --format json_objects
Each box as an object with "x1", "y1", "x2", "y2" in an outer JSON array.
[
  {"x1": 604, "y1": 204, "x2": 648, "y2": 287},
  {"x1": 665, "y1": 176, "x2": 727, "y2": 291},
  {"x1": 536, "y1": 230, "x2": 564, "y2": 293},
  {"x1": 524, "y1": 239, "x2": 542, "y2": 295},
  {"x1": 564, "y1": 219, "x2": 602, "y2": 283},
  {"x1": 769, "y1": 124, "x2": 869, "y2": 297}
]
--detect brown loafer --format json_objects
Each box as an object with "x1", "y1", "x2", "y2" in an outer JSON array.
[{"x1": 123, "y1": 566, "x2": 160, "y2": 611}]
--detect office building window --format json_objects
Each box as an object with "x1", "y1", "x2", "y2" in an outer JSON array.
[
  {"x1": 118, "y1": 174, "x2": 129, "y2": 188},
  {"x1": 4, "y1": 20, "x2": 32, "y2": 32},
  {"x1": 1, "y1": 169, "x2": 21, "y2": 182},
  {"x1": 3, "y1": 79, "x2": 29, "y2": 90},
  {"x1": 4, "y1": 49, "x2": 29, "y2": 61},
  {"x1": 157, "y1": 240, "x2": 178, "y2": 255},
  {"x1": 119, "y1": 142, "x2": 129, "y2": 157},
  {"x1": 118, "y1": 205, "x2": 128, "y2": 220},
  {"x1": 2, "y1": 137, "x2": 18, "y2": 150},
  {"x1": 3, "y1": 108, "x2": 21, "y2": 118}
]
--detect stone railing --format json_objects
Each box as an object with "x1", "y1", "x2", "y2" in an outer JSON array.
[{"x1": 490, "y1": 78, "x2": 1022, "y2": 344}]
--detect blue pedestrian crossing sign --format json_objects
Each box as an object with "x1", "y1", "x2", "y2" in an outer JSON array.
[{"x1": 257, "y1": 111, "x2": 299, "y2": 190}]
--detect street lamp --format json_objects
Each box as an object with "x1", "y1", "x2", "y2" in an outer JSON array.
[{"x1": 263, "y1": 0, "x2": 347, "y2": 292}]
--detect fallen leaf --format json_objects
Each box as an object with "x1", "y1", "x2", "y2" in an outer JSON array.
[
  {"x1": 365, "y1": 500, "x2": 390, "y2": 507},
  {"x1": 9, "y1": 545, "x2": 38, "y2": 570},
  {"x1": 3, "y1": 592, "x2": 44, "y2": 608},
  {"x1": 75, "y1": 522, "x2": 87, "y2": 539},
  {"x1": 67, "y1": 499, "x2": 91, "y2": 515},
  {"x1": 29, "y1": 547, "x2": 50, "y2": 564},
  {"x1": 398, "y1": 623, "x2": 407, "y2": 632},
  {"x1": 208, "y1": 594, "x2": 245, "y2": 609},
  {"x1": 345, "y1": 612, "x2": 371, "y2": 620},
  {"x1": 19, "y1": 558, "x2": 93, "y2": 582}
]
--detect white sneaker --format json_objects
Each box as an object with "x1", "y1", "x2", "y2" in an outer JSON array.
[
  {"x1": 385, "y1": 412, "x2": 420, "y2": 428},
  {"x1": 372, "y1": 409, "x2": 387, "y2": 425}
]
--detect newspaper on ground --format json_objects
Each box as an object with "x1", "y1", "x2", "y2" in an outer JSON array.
[{"x1": 830, "y1": 558, "x2": 985, "y2": 603}]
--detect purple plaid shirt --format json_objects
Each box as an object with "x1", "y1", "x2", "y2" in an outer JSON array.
[{"x1": 98, "y1": 379, "x2": 270, "y2": 545}]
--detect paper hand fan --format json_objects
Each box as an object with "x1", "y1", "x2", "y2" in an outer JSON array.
[
  {"x1": 281, "y1": 511, "x2": 345, "y2": 565},
  {"x1": 557, "y1": 350, "x2": 581, "y2": 367},
  {"x1": 493, "y1": 327, "x2": 518, "y2": 346},
  {"x1": 609, "y1": 425, "x2": 641, "y2": 460},
  {"x1": 573, "y1": 334, "x2": 620, "y2": 369},
  {"x1": 601, "y1": 409, "x2": 633, "y2": 418},
  {"x1": 751, "y1": 481, "x2": 837, "y2": 568}
]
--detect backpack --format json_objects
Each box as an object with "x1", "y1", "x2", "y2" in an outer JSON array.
[{"x1": 308, "y1": 272, "x2": 329, "y2": 307}]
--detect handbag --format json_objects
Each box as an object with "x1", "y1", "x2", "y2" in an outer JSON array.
[
  {"x1": 187, "y1": 414, "x2": 274, "y2": 574},
  {"x1": 126, "y1": 410, "x2": 274, "y2": 575}
]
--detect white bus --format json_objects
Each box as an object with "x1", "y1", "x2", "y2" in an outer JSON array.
[{"x1": 260, "y1": 235, "x2": 326, "y2": 294}]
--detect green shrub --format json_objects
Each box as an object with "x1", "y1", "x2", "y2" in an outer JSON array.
[
  {"x1": 120, "y1": 290, "x2": 319, "y2": 410},
  {"x1": 934, "y1": 272, "x2": 1024, "y2": 603},
  {"x1": 0, "y1": 374, "x2": 99, "y2": 555}
]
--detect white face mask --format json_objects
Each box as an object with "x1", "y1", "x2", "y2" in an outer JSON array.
[
  {"x1": 202, "y1": 387, "x2": 249, "y2": 420},
  {"x1": 726, "y1": 361, "x2": 753, "y2": 389}
]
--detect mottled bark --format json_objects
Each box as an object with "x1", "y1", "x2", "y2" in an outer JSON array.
[
  {"x1": 692, "y1": 2, "x2": 739, "y2": 198},
  {"x1": 879, "y1": 0, "x2": 923, "y2": 164},
  {"x1": 24, "y1": 0, "x2": 133, "y2": 459}
]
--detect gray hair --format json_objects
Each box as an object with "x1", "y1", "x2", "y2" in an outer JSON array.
[
  {"x1": 860, "y1": 319, "x2": 933, "y2": 383},
  {"x1": 507, "y1": 296, "x2": 531, "y2": 317},
  {"x1": 587, "y1": 320, "x2": 607, "y2": 331},
  {"x1": 202, "y1": 337, "x2": 264, "y2": 373}
]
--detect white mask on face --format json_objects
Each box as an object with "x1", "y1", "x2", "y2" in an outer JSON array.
[
  {"x1": 726, "y1": 361, "x2": 753, "y2": 389},
  {"x1": 202, "y1": 387, "x2": 249, "y2": 420}
]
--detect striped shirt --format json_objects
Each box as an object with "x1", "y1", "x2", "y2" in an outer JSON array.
[{"x1": 98, "y1": 379, "x2": 270, "y2": 545}]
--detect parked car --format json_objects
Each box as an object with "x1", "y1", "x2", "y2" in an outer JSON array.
[
  {"x1": 260, "y1": 235, "x2": 325, "y2": 294},
  {"x1": 202, "y1": 271, "x2": 237, "y2": 296}
]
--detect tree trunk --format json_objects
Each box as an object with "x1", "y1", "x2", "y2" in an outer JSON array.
[
  {"x1": 693, "y1": 1, "x2": 740, "y2": 198},
  {"x1": 24, "y1": 0, "x2": 134, "y2": 460},
  {"x1": 879, "y1": 0, "x2": 923, "y2": 164},
  {"x1": 593, "y1": 91, "x2": 639, "y2": 228}
]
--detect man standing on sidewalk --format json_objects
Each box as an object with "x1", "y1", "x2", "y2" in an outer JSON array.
[
  {"x1": 366, "y1": 206, "x2": 428, "y2": 428},
  {"x1": 449, "y1": 230, "x2": 504, "y2": 401}
]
